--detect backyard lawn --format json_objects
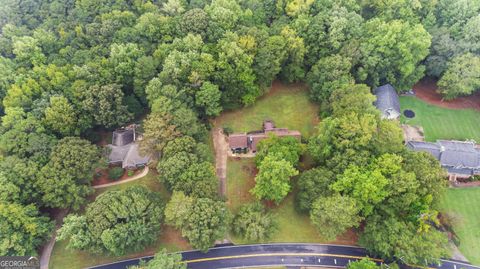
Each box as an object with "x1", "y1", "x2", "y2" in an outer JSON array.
[
  {"x1": 400, "y1": 96, "x2": 480, "y2": 142},
  {"x1": 439, "y1": 187, "x2": 480, "y2": 265},
  {"x1": 49, "y1": 171, "x2": 190, "y2": 269},
  {"x1": 215, "y1": 81, "x2": 319, "y2": 137},
  {"x1": 226, "y1": 158, "x2": 357, "y2": 245}
]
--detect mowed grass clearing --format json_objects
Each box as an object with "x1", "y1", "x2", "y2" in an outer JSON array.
[
  {"x1": 400, "y1": 96, "x2": 480, "y2": 142},
  {"x1": 215, "y1": 81, "x2": 319, "y2": 137},
  {"x1": 226, "y1": 158, "x2": 357, "y2": 245},
  {"x1": 439, "y1": 187, "x2": 480, "y2": 265},
  {"x1": 50, "y1": 170, "x2": 190, "y2": 269}
]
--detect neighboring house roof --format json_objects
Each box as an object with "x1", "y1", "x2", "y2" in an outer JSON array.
[
  {"x1": 406, "y1": 140, "x2": 480, "y2": 176},
  {"x1": 374, "y1": 84, "x2": 401, "y2": 119},
  {"x1": 229, "y1": 133, "x2": 248, "y2": 149}
]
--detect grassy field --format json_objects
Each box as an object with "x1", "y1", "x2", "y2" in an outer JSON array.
[
  {"x1": 50, "y1": 171, "x2": 190, "y2": 269},
  {"x1": 226, "y1": 158, "x2": 356, "y2": 245},
  {"x1": 439, "y1": 187, "x2": 480, "y2": 265},
  {"x1": 214, "y1": 81, "x2": 319, "y2": 137},
  {"x1": 400, "y1": 97, "x2": 480, "y2": 142}
]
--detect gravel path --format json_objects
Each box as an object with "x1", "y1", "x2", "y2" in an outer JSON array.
[
  {"x1": 93, "y1": 166, "x2": 149, "y2": 189},
  {"x1": 213, "y1": 128, "x2": 228, "y2": 196}
]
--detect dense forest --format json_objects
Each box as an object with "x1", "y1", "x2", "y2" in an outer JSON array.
[{"x1": 0, "y1": 0, "x2": 477, "y2": 265}]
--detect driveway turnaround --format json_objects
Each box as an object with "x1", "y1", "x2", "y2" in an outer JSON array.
[{"x1": 88, "y1": 243, "x2": 480, "y2": 269}]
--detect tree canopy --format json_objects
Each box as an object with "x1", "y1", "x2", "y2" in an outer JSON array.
[{"x1": 57, "y1": 186, "x2": 165, "y2": 255}]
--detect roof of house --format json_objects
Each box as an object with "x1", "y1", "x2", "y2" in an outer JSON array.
[
  {"x1": 229, "y1": 133, "x2": 248, "y2": 149},
  {"x1": 374, "y1": 84, "x2": 401, "y2": 119},
  {"x1": 228, "y1": 120, "x2": 302, "y2": 152},
  {"x1": 406, "y1": 140, "x2": 480, "y2": 176},
  {"x1": 107, "y1": 143, "x2": 150, "y2": 168},
  {"x1": 112, "y1": 129, "x2": 134, "y2": 146}
]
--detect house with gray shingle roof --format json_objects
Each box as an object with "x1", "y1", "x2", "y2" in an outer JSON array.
[
  {"x1": 107, "y1": 126, "x2": 150, "y2": 169},
  {"x1": 374, "y1": 84, "x2": 401, "y2": 120},
  {"x1": 407, "y1": 140, "x2": 480, "y2": 179}
]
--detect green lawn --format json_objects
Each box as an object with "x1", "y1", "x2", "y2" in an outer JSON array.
[
  {"x1": 439, "y1": 187, "x2": 480, "y2": 265},
  {"x1": 400, "y1": 97, "x2": 480, "y2": 142},
  {"x1": 50, "y1": 171, "x2": 190, "y2": 269},
  {"x1": 215, "y1": 82, "x2": 319, "y2": 137},
  {"x1": 226, "y1": 158, "x2": 356, "y2": 245}
]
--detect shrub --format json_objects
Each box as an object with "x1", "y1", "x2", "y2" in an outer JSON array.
[
  {"x1": 222, "y1": 125, "x2": 233, "y2": 135},
  {"x1": 127, "y1": 170, "x2": 134, "y2": 177},
  {"x1": 108, "y1": 167, "x2": 124, "y2": 180}
]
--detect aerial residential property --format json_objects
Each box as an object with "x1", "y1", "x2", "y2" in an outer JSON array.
[
  {"x1": 2, "y1": 1, "x2": 480, "y2": 269},
  {"x1": 229, "y1": 120, "x2": 301, "y2": 153}
]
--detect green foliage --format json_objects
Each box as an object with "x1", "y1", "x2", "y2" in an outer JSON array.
[
  {"x1": 140, "y1": 113, "x2": 181, "y2": 157},
  {"x1": 0, "y1": 203, "x2": 53, "y2": 256},
  {"x1": 165, "y1": 192, "x2": 230, "y2": 252},
  {"x1": 359, "y1": 215, "x2": 450, "y2": 265},
  {"x1": 438, "y1": 53, "x2": 480, "y2": 100},
  {"x1": 251, "y1": 156, "x2": 299, "y2": 204},
  {"x1": 296, "y1": 167, "x2": 335, "y2": 212},
  {"x1": 57, "y1": 186, "x2": 165, "y2": 255},
  {"x1": 80, "y1": 84, "x2": 132, "y2": 128},
  {"x1": 310, "y1": 194, "x2": 361, "y2": 241},
  {"x1": 108, "y1": 167, "x2": 124, "y2": 180},
  {"x1": 255, "y1": 134, "x2": 304, "y2": 167},
  {"x1": 44, "y1": 95, "x2": 79, "y2": 136},
  {"x1": 0, "y1": 157, "x2": 40, "y2": 205},
  {"x1": 233, "y1": 202, "x2": 277, "y2": 242},
  {"x1": 157, "y1": 136, "x2": 218, "y2": 198},
  {"x1": 346, "y1": 259, "x2": 379, "y2": 269},
  {"x1": 306, "y1": 54, "x2": 353, "y2": 103},
  {"x1": 195, "y1": 82, "x2": 222, "y2": 117},
  {"x1": 356, "y1": 18, "x2": 431, "y2": 91},
  {"x1": 38, "y1": 137, "x2": 102, "y2": 209},
  {"x1": 129, "y1": 249, "x2": 186, "y2": 269}
]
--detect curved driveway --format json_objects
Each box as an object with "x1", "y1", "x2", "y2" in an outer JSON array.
[{"x1": 88, "y1": 243, "x2": 480, "y2": 269}]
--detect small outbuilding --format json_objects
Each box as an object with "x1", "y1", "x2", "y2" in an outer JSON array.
[{"x1": 374, "y1": 84, "x2": 401, "y2": 120}]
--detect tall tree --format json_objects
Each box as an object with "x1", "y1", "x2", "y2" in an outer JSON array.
[
  {"x1": 251, "y1": 156, "x2": 299, "y2": 204},
  {"x1": 81, "y1": 84, "x2": 132, "y2": 128},
  {"x1": 360, "y1": 215, "x2": 450, "y2": 265},
  {"x1": 129, "y1": 249, "x2": 186, "y2": 269},
  {"x1": 437, "y1": 53, "x2": 480, "y2": 100},
  {"x1": 38, "y1": 137, "x2": 102, "y2": 209},
  {"x1": 233, "y1": 202, "x2": 277, "y2": 242},
  {"x1": 165, "y1": 192, "x2": 230, "y2": 252},
  {"x1": 0, "y1": 203, "x2": 53, "y2": 256},
  {"x1": 306, "y1": 54, "x2": 354, "y2": 103},
  {"x1": 355, "y1": 18, "x2": 431, "y2": 91},
  {"x1": 57, "y1": 186, "x2": 165, "y2": 255},
  {"x1": 44, "y1": 95, "x2": 79, "y2": 136},
  {"x1": 310, "y1": 194, "x2": 362, "y2": 241}
]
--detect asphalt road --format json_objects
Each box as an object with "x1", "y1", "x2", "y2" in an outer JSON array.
[{"x1": 88, "y1": 243, "x2": 480, "y2": 269}]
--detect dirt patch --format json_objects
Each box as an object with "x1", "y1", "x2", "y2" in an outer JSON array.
[
  {"x1": 212, "y1": 128, "x2": 228, "y2": 196},
  {"x1": 413, "y1": 78, "x2": 480, "y2": 110},
  {"x1": 402, "y1": 124, "x2": 424, "y2": 142},
  {"x1": 266, "y1": 80, "x2": 308, "y2": 98},
  {"x1": 330, "y1": 228, "x2": 359, "y2": 246}
]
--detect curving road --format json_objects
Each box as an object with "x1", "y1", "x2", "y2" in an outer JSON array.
[{"x1": 88, "y1": 243, "x2": 480, "y2": 269}]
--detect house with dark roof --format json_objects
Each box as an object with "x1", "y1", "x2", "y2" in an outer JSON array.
[
  {"x1": 228, "y1": 120, "x2": 301, "y2": 153},
  {"x1": 107, "y1": 126, "x2": 150, "y2": 169},
  {"x1": 406, "y1": 140, "x2": 480, "y2": 179},
  {"x1": 374, "y1": 84, "x2": 401, "y2": 120}
]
